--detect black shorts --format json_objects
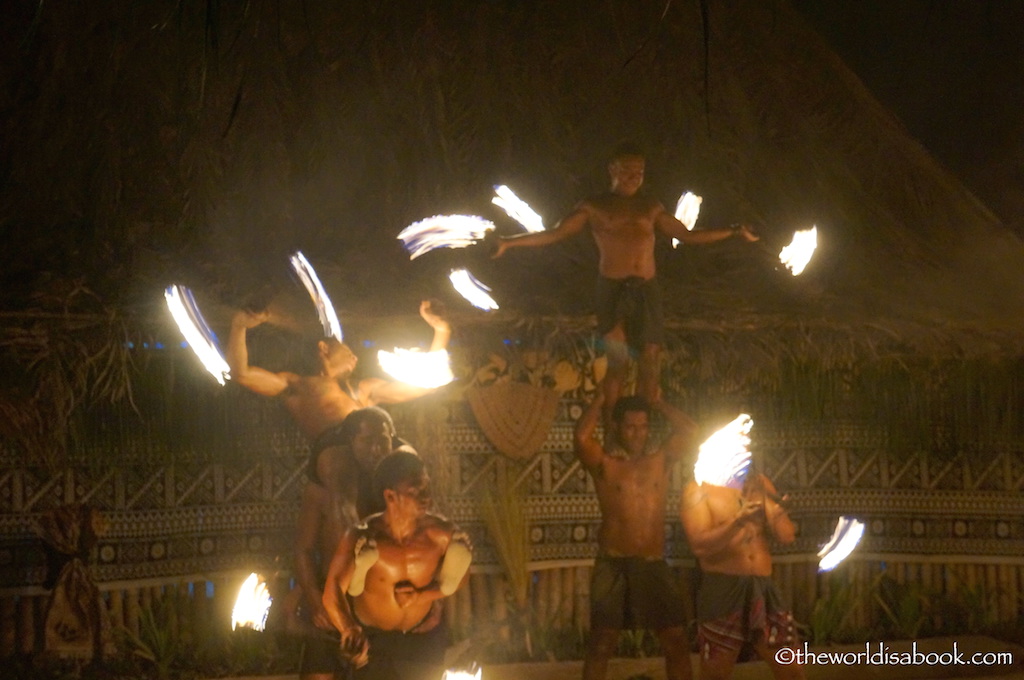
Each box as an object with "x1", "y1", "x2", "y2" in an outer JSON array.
[
  {"x1": 299, "y1": 629, "x2": 350, "y2": 676},
  {"x1": 589, "y1": 556, "x2": 686, "y2": 631},
  {"x1": 353, "y1": 623, "x2": 448, "y2": 680},
  {"x1": 594, "y1": 276, "x2": 665, "y2": 352}
]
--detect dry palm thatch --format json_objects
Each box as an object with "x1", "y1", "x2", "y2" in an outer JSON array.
[
  {"x1": 0, "y1": 281, "x2": 135, "y2": 470},
  {"x1": 2, "y1": 0, "x2": 1024, "y2": 464}
]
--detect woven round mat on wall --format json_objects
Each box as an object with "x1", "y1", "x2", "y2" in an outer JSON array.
[{"x1": 466, "y1": 381, "x2": 561, "y2": 460}]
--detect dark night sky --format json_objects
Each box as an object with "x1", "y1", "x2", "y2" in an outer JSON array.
[{"x1": 792, "y1": 0, "x2": 1024, "y2": 232}]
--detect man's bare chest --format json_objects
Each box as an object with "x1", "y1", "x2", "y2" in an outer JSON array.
[
  {"x1": 589, "y1": 197, "x2": 659, "y2": 235},
  {"x1": 372, "y1": 540, "x2": 443, "y2": 577},
  {"x1": 707, "y1": 492, "x2": 750, "y2": 526},
  {"x1": 598, "y1": 455, "x2": 665, "y2": 494},
  {"x1": 292, "y1": 377, "x2": 357, "y2": 403}
]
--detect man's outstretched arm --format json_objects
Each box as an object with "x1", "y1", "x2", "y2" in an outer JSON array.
[
  {"x1": 654, "y1": 210, "x2": 759, "y2": 245},
  {"x1": 225, "y1": 310, "x2": 293, "y2": 396},
  {"x1": 493, "y1": 205, "x2": 590, "y2": 258},
  {"x1": 365, "y1": 300, "x2": 453, "y2": 405}
]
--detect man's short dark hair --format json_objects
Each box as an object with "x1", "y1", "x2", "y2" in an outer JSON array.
[
  {"x1": 611, "y1": 395, "x2": 651, "y2": 424},
  {"x1": 307, "y1": 407, "x2": 398, "y2": 484},
  {"x1": 321, "y1": 336, "x2": 346, "y2": 351},
  {"x1": 611, "y1": 141, "x2": 645, "y2": 162},
  {"x1": 340, "y1": 406, "x2": 397, "y2": 444},
  {"x1": 374, "y1": 450, "x2": 425, "y2": 495}
]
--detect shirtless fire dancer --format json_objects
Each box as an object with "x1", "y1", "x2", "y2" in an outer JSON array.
[{"x1": 573, "y1": 387, "x2": 698, "y2": 680}]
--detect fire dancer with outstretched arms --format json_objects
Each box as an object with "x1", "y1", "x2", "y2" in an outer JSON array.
[{"x1": 494, "y1": 144, "x2": 758, "y2": 424}]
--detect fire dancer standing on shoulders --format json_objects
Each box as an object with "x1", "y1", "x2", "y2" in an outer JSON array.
[
  {"x1": 322, "y1": 451, "x2": 472, "y2": 680},
  {"x1": 226, "y1": 301, "x2": 449, "y2": 680},
  {"x1": 680, "y1": 473, "x2": 803, "y2": 680},
  {"x1": 494, "y1": 143, "x2": 758, "y2": 423},
  {"x1": 573, "y1": 386, "x2": 698, "y2": 680}
]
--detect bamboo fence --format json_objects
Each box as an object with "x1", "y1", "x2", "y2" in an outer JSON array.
[{"x1": 3, "y1": 556, "x2": 1023, "y2": 659}]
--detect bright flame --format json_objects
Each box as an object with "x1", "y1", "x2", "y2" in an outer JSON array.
[
  {"x1": 443, "y1": 666, "x2": 482, "y2": 680},
  {"x1": 231, "y1": 573, "x2": 273, "y2": 632},
  {"x1": 694, "y1": 414, "x2": 753, "y2": 488},
  {"x1": 817, "y1": 516, "x2": 865, "y2": 572},
  {"x1": 289, "y1": 251, "x2": 343, "y2": 341},
  {"x1": 449, "y1": 268, "x2": 499, "y2": 311},
  {"x1": 779, "y1": 226, "x2": 817, "y2": 275},
  {"x1": 377, "y1": 348, "x2": 454, "y2": 389},
  {"x1": 164, "y1": 285, "x2": 231, "y2": 385},
  {"x1": 492, "y1": 185, "x2": 545, "y2": 233},
  {"x1": 672, "y1": 191, "x2": 702, "y2": 248},
  {"x1": 397, "y1": 215, "x2": 496, "y2": 260}
]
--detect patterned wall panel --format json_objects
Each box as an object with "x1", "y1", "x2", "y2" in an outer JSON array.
[{"x1": 3, "y1": 400, "x2": 1024, "y2": 589}]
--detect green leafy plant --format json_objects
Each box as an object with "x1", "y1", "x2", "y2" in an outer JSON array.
[
  {"x1": 873, "y1": 572, "x2": 931, "y2": 639},
  {"x1": 478, "y1": 473, "x2": 537, "y2": 660},
  {"x1": 616, "y1": 629, "x2": 654, "y2": 658},
  {"x1": 933, "y1": 571, "x2": 1004, "y2": 635},
  {"x1": 115, "y1": 601, "x2": 181, "y2": 680},
  {"x1": 809, "y1": 577, "x2": 858, "y2": 644}
]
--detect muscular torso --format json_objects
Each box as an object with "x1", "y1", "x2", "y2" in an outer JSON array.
[
  {"x1": 352, "y1": 515, "x2": 451, "y2": 632},
  {"x1": 591, "y1": 450, "x2": 670, "y2": 559},
  {"x1": 583, "y1": 193, "x2": 665, "y2": 280},
  {"x1": 282, "y1": 375, "x2": 370, "y2": 440},
  {"x1": 695, "y1": 484, "x2": 774, "y2": 576}
]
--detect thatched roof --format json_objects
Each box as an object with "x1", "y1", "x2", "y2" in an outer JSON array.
[
  {"x1": 4, "y1": 0, "x2": 1023, "y2": 322},
  {"x1": 3, "y1": 0, "x2": 1024, "y2": 463}
]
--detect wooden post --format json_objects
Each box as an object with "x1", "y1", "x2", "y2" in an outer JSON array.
[
  {"x1": 548, "y1": 568, "x2": 562, "y2": 631},
  {"x1": 850, "y1": 561, "x2": 867, "y2": 631},
  {"x1": 1001, "y1": 564, "x2": 1018, "y2": 624},
  {"x1": 560, "y1": 567, "x2": 575, "y2": 630},
  {"x1": 192, "y1": 580, "x2": 209, "y2": 640},
  {"x1": 491, "y1": 574, "x2": 509, "y2": 642},
  {"x1": 18, "y1": 595, "x2": 35, "y2": 655},
  {"x1": 535, "y1": 569, "x2": 550, "y2": 628},
  {"x1": 108, "y1": 588, "x2": 125, "y2": 632},
  {"x1": 34, "y1": 594, "x2": 48, "y2": 654},
  {"x1": 0, "y1": 597, "x2": 15, "y2": 657},
  {"x1": 450, "y1": 584, "x2": 472, "y2": 640},
  {"x1": 213, "y1": 576, "x2": 234, "y2": 631},
  {"x1": 165, "y1": 585, "x2": 179, "y2": 641},
  {"x1": 140, "y1": 584, "x2": 152, "y2": 616},
  {"x1": 893, "y1": 560, "x2": 905, "y2": 584},
  {"x1": 470, "y1": 573, "x2": 490, "y2": 632},
  {"x1": 125, "y1": 588, "x2": 141, "y2": 638},
  {"x1": 574, "y1": 566, "x2": 590, "y2": 633}
]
